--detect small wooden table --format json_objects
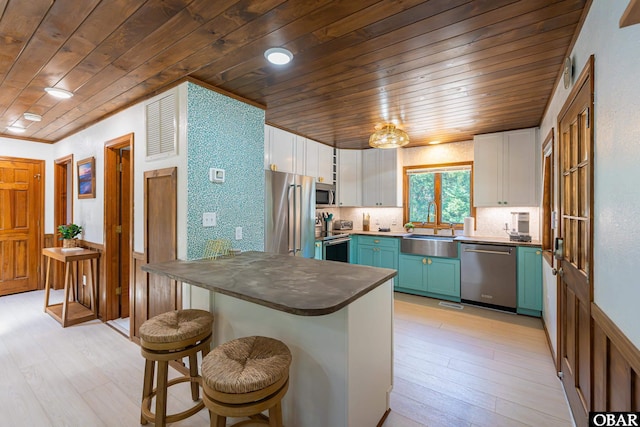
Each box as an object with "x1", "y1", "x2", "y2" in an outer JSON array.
[{"x1": 43, "y1": 247, "x2": 100, "y2": 327}]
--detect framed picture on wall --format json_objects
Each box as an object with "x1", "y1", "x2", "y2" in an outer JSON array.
[{"x1": 77, "y1": 157, "x2": 96, "y2": 199}]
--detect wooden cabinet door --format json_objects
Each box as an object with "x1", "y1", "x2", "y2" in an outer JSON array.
[
  {"x1": 304, "y1": 139, "x2": 319, "y2": 180},
  {"x1": 377, "y1": 149, "x2": 399, "y2": 207},
  {"x1": 356, "y1": 244, "x2": 376, "y2": 267},
  {"x1": 426, "y1": 258, "x2": 460, "y2": 298},
  {"x1": 361, "y1": 149, "x2": 379, "y2": 206},
  {"x1": 473, "y1": 133, "x2": 503, "y2": 206},
  {"x1": 378, "y1": 245, "x2": 398, "y2": 270},
  {"x1": 398, "y1": 255, "x2": 425, "y2": 291},
  {"x1": 504, "y1": 128, "x2": 538, "y2": 206},
  {"x1": 517, "y1": 247, "x2": 542, "y2": 313},
  {"x1": 269, "y1": 126, "x2": 296, "y2": 174},
  {"x1": 338, "y1": 149, "x2": 361, "y2": 206},
  {"x1": 317, "y1": 143, "x2": 333, "y2": 184}
]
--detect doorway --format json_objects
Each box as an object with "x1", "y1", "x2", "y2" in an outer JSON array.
[
  {"x1": 104, "y1": 134, "x2": 134, "y2": 335},
  {"x1": 557, "y1": 55, "x2": 594, "y2": 427},
  {"x1": 53, "y1": 155, "x2": 73, "y2": 290}
]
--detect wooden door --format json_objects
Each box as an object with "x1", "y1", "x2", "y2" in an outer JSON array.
[
  {"x1": 558, "y1": 56, "x2": 594, "y2": 427},
  {"x1": 104, "y1": 134, "x2": 133, "y2": 321},
  {"x1": 53, "y1": 155, "x2": 73, "y2": 290},
  {"x1": 145, "y1": 167, "x2": 178, "y2": 319},
  {"x1": 0, "y1": 157, "x2": 43, "y2": 296}
]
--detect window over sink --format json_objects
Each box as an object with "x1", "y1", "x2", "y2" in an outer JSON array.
[{"x1": 403, "y1": 162, "x2": 475, "y2": 229}]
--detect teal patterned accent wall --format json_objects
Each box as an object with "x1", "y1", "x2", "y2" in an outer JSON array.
[{"x1": 186, "y1": 83, "x2": 265, "y2": 259}]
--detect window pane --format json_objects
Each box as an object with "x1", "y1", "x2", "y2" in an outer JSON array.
[
  {"x1": 408, "y1": 172, "x2": 434, "y2": 222},
  {"x1": 441, "y1": 170, "x2": 471, "y2": 224}
]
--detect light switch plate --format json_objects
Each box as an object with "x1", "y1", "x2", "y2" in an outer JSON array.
[
  {"x1": 235, "y1": 226, "x2": 242, "y2": 240},
  {"x1": 203, "y1": 212, "x2": 216, "y2": 227}
]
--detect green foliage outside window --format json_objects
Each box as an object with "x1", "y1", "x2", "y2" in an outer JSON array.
[{"x1": 407, "y1": 165, "x2": 472, "y2": 225}]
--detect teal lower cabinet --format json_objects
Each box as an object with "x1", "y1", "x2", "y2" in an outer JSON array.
[
  {"x1": 354, "y1": 236, "x2": 399, "y2": 270},
  {"x1": 517, "y1": 246, "x2": 543, "y2": 317},
  {"x1": 349, "y1": 235, "x2": 358, "y2": 264},
  {"x1": 397, "y1": 253, "x2": 460, "y2": 302},
  {"x1": 314, "y1": 241, "x2": 322, "y2": 260}
]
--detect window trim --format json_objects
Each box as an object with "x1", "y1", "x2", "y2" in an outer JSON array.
[{"x1": 402, "y1": 161, "x2": 475, "y2": 230}]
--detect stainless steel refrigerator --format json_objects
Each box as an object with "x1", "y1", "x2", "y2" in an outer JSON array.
[{"x1": 265, "y1": 170, "x2": 316, "y2": 258}]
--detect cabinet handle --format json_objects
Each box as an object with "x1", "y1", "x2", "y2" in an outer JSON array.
[
  {"x1": 374, "y1": 240, "x2": 380, "y2": 243},
  {"x1": 536, "y1": 250, "x2": 541, "y2": 255},
  {"x1": 427, "y1": 259, "x2": 432, "y2": 265},
  {"x1": 503, "y1": 201, "x2": 507, "y2": 205},
  {"x1": 422, "y1": 258, "x2": 426, "y2": 264},
  {"x1": 270, "y1": 164, "x2": 277, "y2": 171},
  {"x1": 497, "y1": 201, "x2": 502, "y2": 205}
]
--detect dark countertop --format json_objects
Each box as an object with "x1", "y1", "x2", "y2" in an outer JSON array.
[
  {"x1": 348, "y1": 230, "x2": 541, "y2": 247},
  {"x1": 142, "y1": 251, "x2": 397, "y2": 316}
]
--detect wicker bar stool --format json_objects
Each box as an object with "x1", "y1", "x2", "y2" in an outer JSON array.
[
  {"x1": 139, "y1": 309, "x2": 214, "y2": 427},
  {"x1": 201, "y1": 336, "x2": 292, "y2": 427}
]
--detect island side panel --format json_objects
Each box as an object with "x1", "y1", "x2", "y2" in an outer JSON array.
[
  {"x1": 212, "y1": 292, "x2": 349, "y2": 427},
  {"x1": 348, "y1": 279, "x2": 393, "y2": 426}
]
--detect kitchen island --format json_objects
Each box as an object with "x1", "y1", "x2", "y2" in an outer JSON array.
[{"x1": 142, "y1": 251, "x2": 396, "y2": 427}]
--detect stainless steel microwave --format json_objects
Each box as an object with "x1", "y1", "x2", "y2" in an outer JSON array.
[{"x1": 316, "y1": 182, "x2": 336, "y2": 207}]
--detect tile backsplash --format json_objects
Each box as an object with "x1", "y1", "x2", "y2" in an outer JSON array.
[{"x1": 318, "y1": 206, "x2": 540, "y2": 240}]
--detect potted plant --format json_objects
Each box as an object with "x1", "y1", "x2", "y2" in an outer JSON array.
[
  {"x1": 404, "y1": 222, "x2": 415, "y2": 233},
  {"x1": 58, "y1": 223, "x2": 82, "y2": 248}
]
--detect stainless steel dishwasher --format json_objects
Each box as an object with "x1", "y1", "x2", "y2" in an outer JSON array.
[{"x1": 460, "y1": 243, "x2": 517, "y2": 311}]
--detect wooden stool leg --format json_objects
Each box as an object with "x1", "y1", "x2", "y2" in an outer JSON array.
[
  {"x1": 155, "y1": 360, "x2": 169, "y2": 427},
  {"x1": 189, "y1": 353, "x2": 199, "y2": 401},
  {"x1": 43, "y1": 256, "x2": 52, "y2": 311},
  {"x1": 269, "y1": 401, "x2": 283, "y2": 427},
  {"x1": 61, "y1": 262, "x2": 72, "y2": 327},
  {"x1": 209, "y1": 412, "x2": 226, "y2": 427},
  {"x1": 140, "y1": 359, "x2": 155, "y2": 424}
]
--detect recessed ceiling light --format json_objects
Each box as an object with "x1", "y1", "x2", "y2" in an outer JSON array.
[
  {"x1": 7, "y1": 126, "x2": 26, "y2": 133},
  {"x1": 44, "y1": 87, "x2": 74, "y2": 99},
  {"x1": 23, "y1": 112, "x2": 42, "y2": 122},
  {"x1": 264, "y1": 47, "x2": 293, "y2": 65}
]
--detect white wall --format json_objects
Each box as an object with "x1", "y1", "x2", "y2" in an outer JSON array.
[
  {"x1": 0, "y1": 137, "x2": 54, "y2": 230},
  {"x1": 53, "y1": 84, "x2": 189, "y2": 255},
  {"x1": 1, "y1": 84, "x2": 189, "y2": 257},
  {"x1": 539, "y1": 0, "x2": 640, "y2": 349}
]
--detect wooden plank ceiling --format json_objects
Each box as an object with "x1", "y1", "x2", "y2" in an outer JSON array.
[{"x1": 0, "y1": 0, "x2": 588, "y2": 149}]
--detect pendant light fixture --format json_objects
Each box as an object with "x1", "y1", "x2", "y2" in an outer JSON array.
[{"x1": 369, "y1": 123, "x2": 409, "y2": 149}]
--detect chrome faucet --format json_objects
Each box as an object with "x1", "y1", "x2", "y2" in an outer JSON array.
[{"x1": 427, "y1": 201, "x2": 438, "y2": 234}]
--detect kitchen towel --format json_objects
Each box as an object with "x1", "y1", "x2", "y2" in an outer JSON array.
[{"x1": 463, "y1": 217, "x2": 475, "y2": 236}]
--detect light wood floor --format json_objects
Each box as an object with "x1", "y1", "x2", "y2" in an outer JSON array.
[{"x1": 0, "y1": 290, "x2": 573, "y2": 426}]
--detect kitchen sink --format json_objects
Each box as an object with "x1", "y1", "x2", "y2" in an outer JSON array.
[
  {"x1": 401, "y1": 234, "x2": 458, "y2": 258},
  {"x1": 406, "y1": 234, "x2": 456, "y2": 240}
]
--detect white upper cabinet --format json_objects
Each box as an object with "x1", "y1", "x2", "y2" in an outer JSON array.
[
  {"x1": 305, "y1": 138, "x2": 334, "y2": 183},
  {"x1": 362, "y1": 148, "x2": 403, "y2": 207},
  {"x1": 473, "y1": 128, "x2": 538, "y2": 207},
  {"x1": 264, "y1": 124, "x2": 304, "y2": 174},
  {"x1": 337, "y1": 149, "x2": 361, "y2": 206}
]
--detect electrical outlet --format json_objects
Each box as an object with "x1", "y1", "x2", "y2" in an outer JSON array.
[
  {"x1": 235, "y1": 227, "x2": 242, "y2": 240},
  {"x1": 203, "y1": 212, "x2": 216, "y2": 227},
  {"x1": 391, "y1": 217, "x2": 397, "y2": 226}
]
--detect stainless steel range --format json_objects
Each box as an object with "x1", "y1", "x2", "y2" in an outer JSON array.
[{"x1": 320, "y1": 233, "x2": 351, "y2": 263}]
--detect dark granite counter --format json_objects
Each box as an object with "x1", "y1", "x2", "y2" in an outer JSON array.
[
  {"x1": 142, "y1": 251, "x2": 397, "y2": 316},
  {"x1": 349, "y1": 230, "x2": 541, "y2": 247}
]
